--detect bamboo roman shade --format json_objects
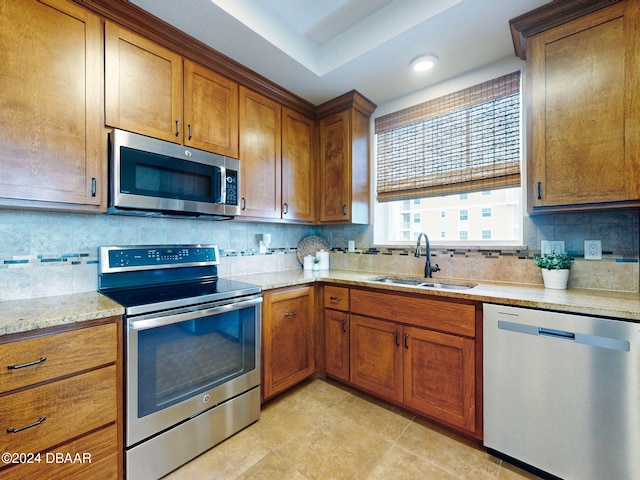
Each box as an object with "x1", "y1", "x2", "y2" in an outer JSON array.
[{"x1": 375, "y1": 71, "x2": 521, "y2": 202}]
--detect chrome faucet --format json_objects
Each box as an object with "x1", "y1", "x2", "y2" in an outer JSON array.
[{"x1": 415, "y1": 232, "x2": 440, "y2": 278}]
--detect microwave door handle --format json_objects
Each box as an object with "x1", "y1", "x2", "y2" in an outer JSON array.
[
  {"x1": 219, "y1": 166, "x2": 226, "y2": 204},
  {"x1": 129, "y1": 296, "x2": 263, "y2": 331}
]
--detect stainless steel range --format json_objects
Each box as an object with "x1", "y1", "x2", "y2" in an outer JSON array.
[{"x1": 98, "y1": 245, "x2": 262, "y2": 480}]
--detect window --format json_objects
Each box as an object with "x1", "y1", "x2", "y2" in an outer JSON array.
[
  {"x1": 413, "y1": 199, "x2": 421, "y2": 205},
  {"x1": 414, "y1": 213, "x2": 421, "y2": 223},
  {"x1": 440, "y1": 231, "x2": 446, "y2": 238},
  {"x1": 374, "y1": 71, "x2": 522, "y2": 246}
]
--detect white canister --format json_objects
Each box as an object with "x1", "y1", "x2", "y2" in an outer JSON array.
[
  {"x1": 316, "y1": 250, "x2": 330, "y2": 270},
  {"x1": 303, "y1": 255, "x2": 314, "y2": 270}
]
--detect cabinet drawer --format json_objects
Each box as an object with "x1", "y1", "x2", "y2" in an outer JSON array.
[
  {"x1": 0, "y1": 323, "x2": 117, "y2": 393},
  {"x1": 1, "y1": 365, "x2": 117, "y2": 455},
  {"x1": 351, "y1": 289, "x2": 476, "y2": 337},
  {"x1": 324, "y1": 285, "x2": 349, "y2": 311},
  {"x1": 0, "y1": 424, "x2": 119, "y2": 480}
]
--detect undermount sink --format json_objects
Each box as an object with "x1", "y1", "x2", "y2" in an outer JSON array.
[{"x1": 371, "y1": 277, "x2": 477, "y2": 290}]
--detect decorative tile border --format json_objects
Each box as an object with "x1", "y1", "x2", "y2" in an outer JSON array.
[{"x1": 1, "y1": 253, "x2": 98, "y2": 269}]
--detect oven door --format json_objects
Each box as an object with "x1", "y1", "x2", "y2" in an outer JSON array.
[{"x1": 125, "y1": 294, "x2": 262, "y2": 447}]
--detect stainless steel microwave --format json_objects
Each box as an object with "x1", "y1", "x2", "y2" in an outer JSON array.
[{"x1": 108, "y1": 129, "x2": 240, "y2": 218}]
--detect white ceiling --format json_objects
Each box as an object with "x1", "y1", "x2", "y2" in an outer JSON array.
[{"x1": 130, "y1": 0, "x2": 550, "y2": 106}]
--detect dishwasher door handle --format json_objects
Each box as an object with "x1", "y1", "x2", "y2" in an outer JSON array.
[
  {"x1": 498, "y1": 320, "x2": 630, "y2": 352},
  {"x1": 538, "y1": 327, "x2": 575, "y2": 340}
]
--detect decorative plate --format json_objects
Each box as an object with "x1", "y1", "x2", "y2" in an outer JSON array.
[{"x1": 296, "y1": 235, "x2": 330, "y2": 265}]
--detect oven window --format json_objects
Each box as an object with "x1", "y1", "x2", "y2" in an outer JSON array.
[{"x1": 136, "y1": 306, "x2": 257, "y2": 417}]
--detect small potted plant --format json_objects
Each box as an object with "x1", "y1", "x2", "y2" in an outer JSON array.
[{"x1": 534, "y1": 252, "x2": 574, "y2": 289}]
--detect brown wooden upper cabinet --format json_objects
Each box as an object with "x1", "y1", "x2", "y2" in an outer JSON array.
[
  {"x1": 105, "y1": 22, "x2": 239, "y2": 158},
  {"x1": 317, "y1": 91, "x2": 376, "y2": 224},
  {"x1": 512, "y1": 0, "x2": 640, "y2": 212},
  {"x1": 239, "y1": 87, "x2": 315, "y2": 222},
  {"x1": 0, "y1": 0, "x2": 104, "y2": 211}
]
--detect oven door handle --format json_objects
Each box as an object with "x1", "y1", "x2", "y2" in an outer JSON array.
[{"x1": 129, "y1": 295, "x2": 263, "y2": 331}]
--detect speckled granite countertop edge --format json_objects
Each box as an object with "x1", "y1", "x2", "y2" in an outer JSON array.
[
  {"x1": 2, "y1": 269, "x2": 639, "y2": 338},
  {"x1": 0, "y1": 292, "x2": 124, "y2": 337}
]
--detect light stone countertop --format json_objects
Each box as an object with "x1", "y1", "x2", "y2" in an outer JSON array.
[
  {"x1": 229, "y1": 269, "x2": 640, "y2": 322},
  {"x1": 0, "y1": 292, "x2": 124, "y2": 337},
  {"x1": 2, "y1": 268, "x2": 639, "y2": 339}
]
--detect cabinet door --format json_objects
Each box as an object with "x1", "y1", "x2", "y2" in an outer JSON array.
[
  {"x1": 349, "y1": 315, "x2": 403, "y2": 403},
  {"x1": 282, "y1": 108, "x2": 315, "y2": 221},
  {"x1": 239, "y1": 87, "x2": 282, "y2": 218},
  {"x1": 324, "y1": 309, "x2": 349, "y2": 382},
  {"x1": 262, "y1": 287, "x2": 314, "y2": 399},
  {"x1": 529, "y1": 3, "x2": 640, "y2": 209},
  {"x1": 319, "y1": 111, "x2": 351, "y2": 222},
  {"x1": 105, "y1": 22, "x2": 183, "y2": 143},
  {"x1": 184, "y1": 60, "x2": 239, "y2": 157},
  {"x1": 403, "y1": 326, "x2": 475, "y2": 432},
  {"x1": 0, "y1": 0, "x2": 103, "y2": 208}
]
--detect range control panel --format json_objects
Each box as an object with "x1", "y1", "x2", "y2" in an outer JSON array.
[{"x1": 99, "y1": 245, "x2": 220, "y2": 272}]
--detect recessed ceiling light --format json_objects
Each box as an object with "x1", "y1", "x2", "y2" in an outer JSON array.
[{"x1": 410, "y1": 55, "x2": 438, "y2": 72}]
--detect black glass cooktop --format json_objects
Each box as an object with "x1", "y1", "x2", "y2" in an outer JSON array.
[{"x1": 101, "y1": 278, "x2": 260, "y2": 316}]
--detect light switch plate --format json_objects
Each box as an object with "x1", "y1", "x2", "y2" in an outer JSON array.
[
  {"x1": 541, "y1": 240, "x2": 565, "y2": 255},
  {"x1": 584, "y1": 240, "x2": 602, "y2": 260}
]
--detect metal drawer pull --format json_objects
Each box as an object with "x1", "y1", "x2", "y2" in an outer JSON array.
[
  {"x1": 7, "y1": 416, "x2": 46, "y2": 433},
  {"x1": 175, "y1": 120, "x2": 181, "y2": 137},
  {"x1": 330, "y1": 296, "x2": 342, "y2": 302},
  {"x1": 341, "y1": 318, "x2": 347, "y2": 333},
  {"x1": 188, "y1": 123, "x2": 193, "y2": 140},
  {"x1": 404, "y1": 333, "x2": 409, "y2": 349},
  {"x1": 8, "y1": 356, "x2": 47, "y2": 370},
  {"x1": 285, "y1": 311, "x2": 297, "y2": 317},
  {"x1": 395, "y1": 331, "x2": 400, "y2": 347}
]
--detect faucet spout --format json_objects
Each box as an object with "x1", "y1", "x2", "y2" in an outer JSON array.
[{"x1": 415, "y1": 232, "x2": 440, "y2": 278}]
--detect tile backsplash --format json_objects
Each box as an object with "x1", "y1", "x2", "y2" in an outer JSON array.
[{"x1": 0, "y1": 208, "x2": 637, "y2": 301}]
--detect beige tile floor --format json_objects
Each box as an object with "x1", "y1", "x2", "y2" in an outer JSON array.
[{"x1": 164, "y1": 378, "x2": 542, "y2": 480}]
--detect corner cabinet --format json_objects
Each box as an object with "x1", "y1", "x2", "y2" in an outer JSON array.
[
  {"x1": 324, "y1": 285, "x2": 482, "y2": 438},
  {"x1": 105, "y1": 22, "x2": 239, "y2": 157},
  {"x1": 0, "y1": 0, "x2": 105, "y2": 211},
  {"x1": 317, "y1": 91, "x2": 376, "y2": 224},
  {"x1": 262, "y1": 286, "x2": 315, "y2": 400},
  {"x1": 512, "y1": 1, "x2": 640, "y2": 212},
  {"x1": 0, "y1": 318, "x2": 122, "y2": 479}
]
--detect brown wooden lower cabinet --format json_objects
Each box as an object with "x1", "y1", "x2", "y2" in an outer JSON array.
[
  {"x1": 325, "y1": 286, "x2": 481, "y2": 437},
  {"x1": 0, "y1": 318, "x2": 122, "y2": 479},
  {"x1": 1, "y1": 424, "x2": 119, "y2": 480},
  {"x1": 262, "y1": 286, "x2": 315, "y2": 400}
]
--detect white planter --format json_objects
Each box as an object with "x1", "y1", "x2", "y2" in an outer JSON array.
[{"x1": 541, "y1": 268, "x2": 570, "y2": 290}]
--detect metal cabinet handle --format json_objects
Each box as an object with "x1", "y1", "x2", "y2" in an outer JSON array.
[
  {"x1": 7, "y1": 416, "x2": 46, "y2": 433},
  {"x1": 283, "y1": 203, "x2": 288, "y2": 215},
  {"x1": 395, "y1": 331, "x2": 400, "y2": 347},
  {"x1": 404, "y1": 333, "x2": 409, "y2": 349},
  {"x1": 188, "y1": 124, "x2": 193, "y2": 140},
  {"x1": 330, "y1": 296, "x2": 342, "y2": 302},
  {"x1": 341, "y1": 318, "x2": 347, "y2": 333},
  {"x1": 175, "y1": 120, "x2": 181, "y2": 137},
  {"x1": 537, "y1": 181, "x2": 542, "y2": 200},
  {"x1": 241, "y1": 197, "x2": 247, "y2": 210},
  {"x1": 342, "y1": 204, "x2": 347, "y2": 216},
  {"x1": 8, "y1": 356, "x2": 46, "y2": 370},
  {"x1": 91, "y1": 178, "x2": 97, "y2": 197},
  {"x1": 285, "y1": 311, "x2": 297, "y2": 317}
]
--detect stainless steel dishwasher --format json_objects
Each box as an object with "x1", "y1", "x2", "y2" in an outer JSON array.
[{"x1": 483, "y1": 303, "x2": 640, "y2": 480}]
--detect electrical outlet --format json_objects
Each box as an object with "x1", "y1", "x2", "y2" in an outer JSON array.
[
  {"x1": 584, "y1": 240, "x2": 602, "y2": 260},
  {"x1": 541, "y1": 240, "x2": 565, "y2": 255}
]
